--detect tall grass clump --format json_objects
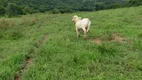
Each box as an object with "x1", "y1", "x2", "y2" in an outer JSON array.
[
  {"x1": 0, "y1": 19, "x2": 16, "y2": 29},
  {"x1": 97, "y1": 43, "x2": 118, "y2": 56},
  {"x1": 11, "y1": 31, "x2": 23, "y2": 40}
]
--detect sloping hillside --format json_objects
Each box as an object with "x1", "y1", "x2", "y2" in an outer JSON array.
[{"x1": 0, "y1": 6, "x2": 142, "y2": 80}]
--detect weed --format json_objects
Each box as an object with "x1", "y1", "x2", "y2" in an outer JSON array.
[
  {"x1": 132, "y1": 39, "x2": 142, "y2": 51},
  {"x1": 138, "y1": 33, "x2": 142, "y2": 38},
  {"x1": 97, "y1": 43, "x2": 117, "y2": 56},
  {"x1": 11, "y1": 31, "x2": 23, "y2": 40},
  {"x1": 101, "y1": 31, "x2": 114, "y2": 41}
]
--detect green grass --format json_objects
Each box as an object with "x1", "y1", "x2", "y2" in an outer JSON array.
[{"x1": 0, "y1": 6, "x2": 142, "y2": 80}]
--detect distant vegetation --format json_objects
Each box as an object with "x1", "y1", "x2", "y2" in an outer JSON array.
[{"x1": 0, "y1": 0, "x2": 142, "y2": 16}]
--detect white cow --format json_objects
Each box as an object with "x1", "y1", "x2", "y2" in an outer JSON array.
[{"x1": 72, "y1": 15, "x2": 91, "y2": 39}]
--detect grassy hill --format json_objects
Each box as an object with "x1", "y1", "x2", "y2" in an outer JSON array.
[{"x1": 0, "y1": 6, "x2": 142, "y2": 80}]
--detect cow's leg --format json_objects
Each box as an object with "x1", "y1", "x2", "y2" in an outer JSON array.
[
  {"x1": 82, "y1": 27, "x2": 87, "y2": 39},
  {"x1": 76, "y1": 28, "x2": 80, "y2": 38}
]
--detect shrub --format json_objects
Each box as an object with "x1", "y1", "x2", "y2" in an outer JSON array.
[
  {"x1": 51, "y1": 8, "x2": 60, "y2": 14},
  {"x1": 0, "y1": 6, "x2": 5, "y2": 16},
  {"x1": 60, "y1": 8, "x2": 73, "y2": 13},
  {"x1": 110, "y1": 4, "x2": 122, "y2": 9},
  {"x1": 95, "y1": 3, "x2": 105, "y2": 11},
  {"x1": 6, "y1": 3, "x2": 25, "y2": 16},
  {"x1": 127, "y1": 0, "x2": 142, "y2": 6},
  {"x1": 24, "y1": 6, "x2": 38, "y2": 14},
  {"x1": 38, "y1": 5, "x2": 47, "y2": 13}
]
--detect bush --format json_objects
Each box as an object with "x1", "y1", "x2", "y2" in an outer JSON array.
[
  {"x1": 24, "y1": 6, "x2": 38, "y2": 14},
  {"x1": 128, "y1": 0, "x2": 142, "y2": 6},
  {"x1": 95, "y1": 3, "x2": 105, "y2": 10},
  {"x1": 0, "y1": 6, "x2": 5, "y2": 16},
  {"x1": 6, "y1": 3, "x2": 25, "y2": 16},
  {"x1": 38, "y1": 5, "x2": 47, "y2": 13},
  {"x1": 51, "y1": 8, "x2": 60, "y2": 14},
  {"x1": 111, "y1": 4, "x2": 122, "y2": 9},
  {"x1": 60, "y1": 8, "x2": 73, "y2": 13}
]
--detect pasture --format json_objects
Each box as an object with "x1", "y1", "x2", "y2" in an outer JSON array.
[{"x1": 0, "y1": 6, "x2": 142, "y2": 80}]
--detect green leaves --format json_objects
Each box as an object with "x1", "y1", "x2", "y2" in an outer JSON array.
[{"x1": 7, "y1": 3, "x2": 25, "y2": 16}]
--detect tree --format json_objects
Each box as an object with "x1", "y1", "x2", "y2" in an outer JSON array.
[
  {"x1": 80, "y1": 1, "x2": 96, "y2": 11},
  {"x1": 7, "y1": 3, "x2": 25, "y2": 16},
  {"x1": 128, "y1": 0, "x2": 142, "y2": 6},
  {"x1": 95, "y1": 2, "x2": 106, "y2": 11},
  {"x1": 1, "y1": 0, "x2": 141, "y2": 16},
  {"x1": 38, "y1": 5, "x2": 48, "y2": 13},
  {"x1": 0, "y1": 6, "x2": 5, "y2": 16}
]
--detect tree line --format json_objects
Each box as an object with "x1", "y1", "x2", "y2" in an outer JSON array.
[{"x1": 0, "y1": 0, "x2": 142, "y2": 16}]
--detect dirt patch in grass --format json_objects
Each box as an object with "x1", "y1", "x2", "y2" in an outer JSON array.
[
  {"x1": 89, "y1": 38, "x2": 102, "y2": 45},
  {"x1": 41, "y1": 34, "x2": 48, "y2": 44},
  {"x1": 111, "y1": 32, "x2": 125, "y2": 44},
  {"x1": 89, "y1": 32, "x2": 127, "y2": 45},
  {"x1": 22, "y1": 57, "x2": 32, "y2": 71},
  {"x1": 15, "y1": 57, "x2": 31, "y2": 80}
]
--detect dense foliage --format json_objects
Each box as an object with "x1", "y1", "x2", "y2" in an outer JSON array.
[{"x1": 0, "y1": 0, "x2": 142, "y2": 16}]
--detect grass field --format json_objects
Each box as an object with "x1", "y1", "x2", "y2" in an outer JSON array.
[{"x1": 0, "y1": 6, "x2": 142, "y2": 80}]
